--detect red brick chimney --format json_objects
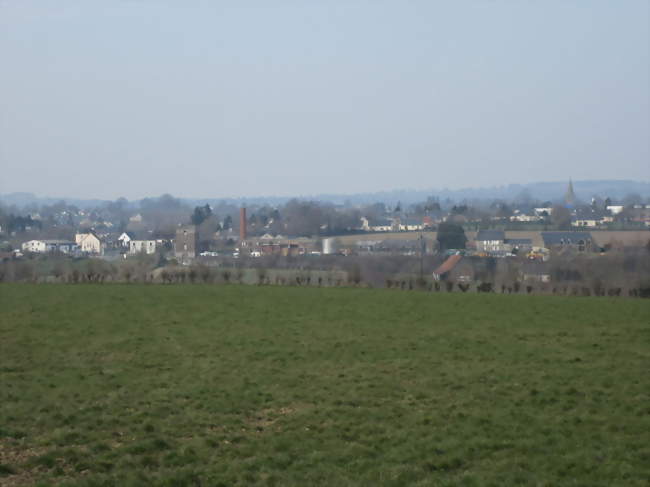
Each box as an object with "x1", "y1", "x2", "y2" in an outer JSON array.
[{"x1": 239, "y1": 207, "x2": 247, "y2": 242}]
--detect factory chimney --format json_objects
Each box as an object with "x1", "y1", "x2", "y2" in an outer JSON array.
[{"x1": 239, "y1": 207, "x2": 247, "y2": 243}]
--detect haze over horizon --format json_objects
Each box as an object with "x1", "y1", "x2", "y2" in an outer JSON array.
[
  {"x1": 7, "y1": 179, "x2": 650, "y2": 203},
  {"x1": 1, "y1": 1, "x2": 648, "y2": 200}
]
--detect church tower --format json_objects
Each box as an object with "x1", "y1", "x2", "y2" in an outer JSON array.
[{"x1": 564, "y1": 179, "x2": 576, "y2": 207}]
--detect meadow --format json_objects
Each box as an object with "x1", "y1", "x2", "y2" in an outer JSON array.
[{"x1": 1, "y1": 284, "x2": 649, "y2": 486}]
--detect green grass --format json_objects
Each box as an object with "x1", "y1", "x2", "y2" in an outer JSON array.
[{"x1": 1, "y1": 284, "x2": 649, "y2": 486}]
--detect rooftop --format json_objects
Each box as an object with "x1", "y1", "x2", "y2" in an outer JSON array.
[
  {"x1": 476, "y1": 230, "x2": 505, "y2": 241},
  {"x1": 541, "y1": 231, "x2": 592, "y2": 245},
  {"x1": 506, "y1": 238, "x2": 532, "y2": 245},
  {"x1": 42, "y1": 240, "x2": 76, "y2": 245}
]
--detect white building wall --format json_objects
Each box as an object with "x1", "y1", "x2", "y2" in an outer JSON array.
[
  {"x1": 22, "y1": 240, "x2": 47, "y2": 252},
  {"x1": 76, "y1": 233, "x2": 104, "y2": 254},
  {"x1": 129, "y1": 240, "x2": 157, "y2": 254}
]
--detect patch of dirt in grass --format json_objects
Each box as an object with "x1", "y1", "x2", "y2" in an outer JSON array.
[
  {"x1": 0, "y1": 440, "x2": 95, "y2": 486},
  {"x1": 247, "y1": 404, "x2": 308, "y2": 432},
  {"x1": 0, "y1": 440, "x2": 48, "y2": 487}
]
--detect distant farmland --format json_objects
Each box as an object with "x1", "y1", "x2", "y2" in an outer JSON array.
[{"x1": 1, "y1": 285, "x2": 649, "y2": 486}]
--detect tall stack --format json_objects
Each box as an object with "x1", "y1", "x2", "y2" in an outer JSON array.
[{"x1": 239, "y1": 207, "x2": 247, "y2": 242}]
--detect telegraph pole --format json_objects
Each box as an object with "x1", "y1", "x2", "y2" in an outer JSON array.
[{"x1": 419, "y1": 233, "x2": 424, "y2": 282}]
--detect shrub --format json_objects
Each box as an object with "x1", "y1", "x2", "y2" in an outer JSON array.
[
  {"x1": 348, "y1": 265, "x2": 362, "y2": 286},
  {"x1": 188, "y1": 268, "x2": 197, "y2": 283},
  {"x1": 477, "y1": 282, "x2": 493, "y2": 293},
  {"x1": 256, "y1": 268, "x2": 267, "y2": 286},
  {"x1": 14, "y1": 261, "x2": 35, "y2": 282},
  {"x1": 457, "y1": 283, "x2": 470, "y2": 293},
  {"x1": 199, "y1": 266, "x2": 212, "y2": 283}
]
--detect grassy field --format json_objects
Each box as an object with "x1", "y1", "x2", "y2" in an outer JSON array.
[{"x1": 1, "y1": 285, "x2": 649, "y2": 486}]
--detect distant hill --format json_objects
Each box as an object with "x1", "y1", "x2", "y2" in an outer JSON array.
[
  {"x1": 0, "y1": 192, "x2": 108, "y2": 209},
  {"x1": 301, "y1": 180, "x2": 650, "y2": 206},
  {"x1": 151, "y1": 180, "x2": 650, "y2": 207},
  {"x1": 2, "y1": 180, "x2": 648, "y2": 208}
]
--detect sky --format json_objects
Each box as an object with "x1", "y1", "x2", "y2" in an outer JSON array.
[{"x1": 1, "y1": 0, "x2": 648, "y2": 200}]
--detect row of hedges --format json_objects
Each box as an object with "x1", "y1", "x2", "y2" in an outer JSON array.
[{"x1": 1, "y1": 257, "x2": 648, "y2": 297}]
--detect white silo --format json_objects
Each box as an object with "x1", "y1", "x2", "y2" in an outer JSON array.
[{"x1": 323, "y1": 238, "x2": 335, "y2": 255}]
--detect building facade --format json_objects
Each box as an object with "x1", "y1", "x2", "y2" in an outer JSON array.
[
  {"x1": 75, "y1": 232, "x2": 104, "y2": 255},
  {"x1": 541, "y1": 232, "x2": 593, "y2": 252},
  {"x1": 475, "y1": 230, "x2": 506, "y2": 253},
  {"x1": 174, "y1": 226, "x2": 197, "y2": 260},
  {"x1": 22, "y1": 240, "x2": 78, "y2": 254},
  {"x1": 129, "y1": 240, "x2": 157, "y2": 255}
]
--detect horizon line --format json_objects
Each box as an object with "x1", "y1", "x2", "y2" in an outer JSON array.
[{"x1": 2, "y1": 178, "x2": 649, "y2": 203}]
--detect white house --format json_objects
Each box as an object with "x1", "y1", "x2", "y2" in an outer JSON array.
[
  {"x1": 510, "y1": 213, "x2": 541, "y2": 222},
  {"x1": 475, "y1": 230, "x2": 506, "y2": 253},
  {"x1": 129, "y1": 240, "x2": 157, "y2": 255},
  {"x1": 22, "y1": 240, "x2": 47, "y2": 253},
  {"x1": 75, "y1": 232, "x2": 104, "y2": 255},
  {"x1": 398, "y1": 218, "x2": 424, "y2": 231},
  {"x1": 118, "y1": 232, "x2": 134, "y2": 248},
  {"x1": 534, "y1": 207, "x2": 553, "y2": 217},
  {"x1": 572, "y1": 219, "x2": 599, "y2": 227},
  {"x1": 22, "y1": 240, "x2": 78, "y2": 254},
  {"x1": 360, "y1": 217, "x2": 394, "y2": 232},
  {"x1": 606, "y1": 205, "x2": 624, "y2": 215}
]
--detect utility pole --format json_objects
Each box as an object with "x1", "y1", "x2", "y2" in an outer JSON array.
[{"x1": 419, "y1": 233, "x2": 424, "y2": 282}]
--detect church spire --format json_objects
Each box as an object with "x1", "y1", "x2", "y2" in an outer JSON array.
[{"x1": 564, "y1": 179, "x2": 576, "y2": 206}]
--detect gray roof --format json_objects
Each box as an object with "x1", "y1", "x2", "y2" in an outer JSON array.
[
  {"x1": 476, "y1": 230, "x2": 505, "y2": 241},
  {"x1": 506, "y1": 238, "x2": 532, "y2": 245},
  {"x1": 401, "y1": 217, "x2": 423, "y2": 225},
  {"x1": 368, "y1": 218, "x2": 393, "y2": 226},
  {"x1": 42, "y1": 240, "x2": 76, "y2": 245},
  {"x1": 124, "y1": 231, "x2": 155, "y2": 240},
  {"x1": 541, "y1": 232, "x2": 592, "y2": 245}
]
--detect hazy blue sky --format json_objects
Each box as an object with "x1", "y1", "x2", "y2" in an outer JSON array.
[{"x1": 1, "y1": 1, "x2": 648, "y2": 200}]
